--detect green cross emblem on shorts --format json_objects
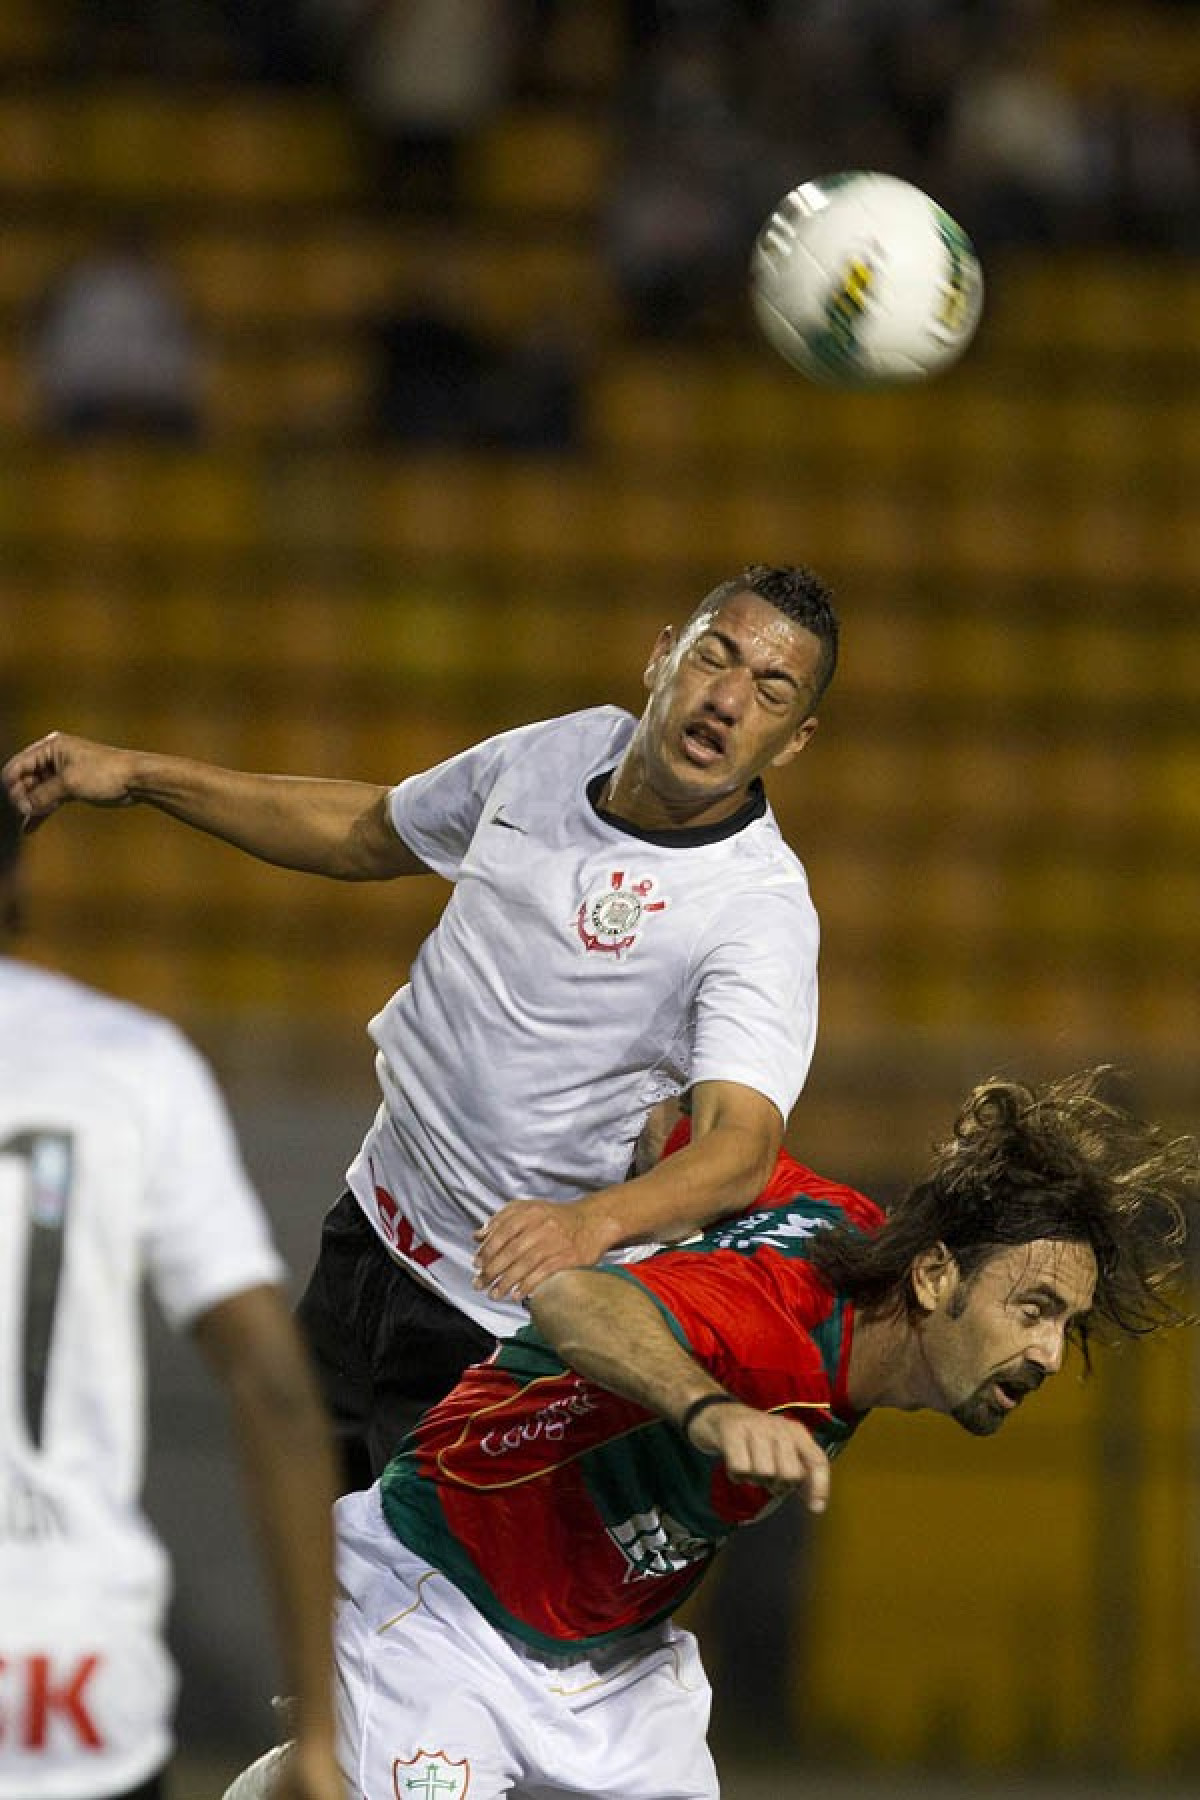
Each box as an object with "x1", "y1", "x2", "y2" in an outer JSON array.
[
  {"x1": 404, "y1": 1770, "x2": 457, "y2": 1796},
  {"x1": 395, "y1": 1756, "x2": 467, "y2": 1800},
  {"x1": 394, "y1": 1748, "x2": 469, "y2": 1798}
]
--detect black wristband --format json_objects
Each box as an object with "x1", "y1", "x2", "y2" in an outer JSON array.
[{"x1": 679, "y1": 1393, "x2": 737, "y2": 1440}]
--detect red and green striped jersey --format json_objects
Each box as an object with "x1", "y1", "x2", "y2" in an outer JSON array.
[{"x1": 378, "y1": 1151, "x2": 883, "y2": 1654}]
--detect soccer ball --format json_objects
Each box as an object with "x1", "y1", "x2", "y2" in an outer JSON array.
[{"x1": 749, "y1": 171, "x2": 984, "y2": 387}]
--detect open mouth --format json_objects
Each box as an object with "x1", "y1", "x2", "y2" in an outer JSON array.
[
  {"x1": 992, "y1": 1378, "x2": 1028, "y2": 1411},
  {"x1": 681, "y1": 721, "x2": 726, "y2": 765}
]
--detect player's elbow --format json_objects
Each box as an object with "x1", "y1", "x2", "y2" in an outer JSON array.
[
  {"x1": 195, "y1": 1287, "x2": 333, "y2": 1445},
  {"x1": 337, "y1": 794, "x2": 429, "y2": 881}
]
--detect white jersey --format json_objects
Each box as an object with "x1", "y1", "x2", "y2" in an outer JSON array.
[
  {"x1": 0, "y1": 958, "x2": 284, "y2": 1800},
  {"x1": 346, "y1": 706, "x2": 819, "y2": 1335}
]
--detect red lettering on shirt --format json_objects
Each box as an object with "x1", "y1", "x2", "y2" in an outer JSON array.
[
  {"x1": 373, "y1": 1183, "x2": 442, "y2": 1268},
  {"x1": 0, "y1": 1654, "x2": 104, "y2": 1749}
]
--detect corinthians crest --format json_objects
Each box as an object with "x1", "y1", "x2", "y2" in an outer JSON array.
[
  {"x1": 576, "y1": 870, "x2": 668, "y2": 957},
  {"x1": 393, "y1": 1748, "x2": 471, "y2": 1799}
]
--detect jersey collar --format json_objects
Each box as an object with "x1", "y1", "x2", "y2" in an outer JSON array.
[{"x1": 587, "y1": 771, "x2": 767, "y2": 847}]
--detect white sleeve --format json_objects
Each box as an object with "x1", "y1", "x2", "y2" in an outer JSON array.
[
  {"x1": 688, "y1": 886, "x2": 820, "y2": 1123},
  {"x1": 386, "y1": 718, "x2": 552, "y2": 881},
  {"x1": 139, "y1": 1026, "x2": 285, "y2": 1330}
]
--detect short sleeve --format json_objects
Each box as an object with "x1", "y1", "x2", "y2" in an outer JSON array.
[
  {"x1": 689, "y1": 885, "x2": 819, "y2": 1122},
  {"x1": 139, "y1": 1027, "x2": 284, "y2": 1330},
  {"x1": 387, "y1": 719, "x2": 551, "y2": 880},
  {"x1": 613, "y1": 1247, "x2": 830, "y2": 1394}
]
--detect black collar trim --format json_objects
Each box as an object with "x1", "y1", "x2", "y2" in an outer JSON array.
[{"x1": 587, "y1": 771, "x2": 768, "y2": 846}]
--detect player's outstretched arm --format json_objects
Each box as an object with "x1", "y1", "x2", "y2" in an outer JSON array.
[
  {"x1": 475, "y1": 1078, "x2": 782, "y2": 1300},
  {"x1": 1, "y1": 731, "x2": 428, "y2": 879},
  {"x1": 192, "y1": 1285, "x2": 344, "y2": 1800},
  {"x1": 529, "y1": 1267, "x2": 830, "y2": 1514}
]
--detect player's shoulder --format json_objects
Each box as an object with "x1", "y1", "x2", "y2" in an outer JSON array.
[
  {"x1": 491, "y1": 705, "x2": 636, "y2": 789},
  {"x1": 691, "y1": 829, "x2": 818, "y2": 948},
  {"x1": 2, "y1": 956, "x2": 200, "y2": 1079},
  {"x1": 472, "y1": 704, "x2": 630, "y2": 764},
  {"x1": 671, "y1": 793, "x2": 814, "y2": 909},
  {"x1": 416, "y1": 705, "x2": 634, "y2": 772},
  {"x1": 759, "y1": 1150, "x2": 884, "y2": 1234},
  {"x1": 524, "y1": 705, "x2": 635, "y2": 755},
  {"x1": 733, "y1": 803, "x2": 814, "y2": 887},
  {"x1": 679, "y1": 1142, "x2": 882, "y2": 1258}
]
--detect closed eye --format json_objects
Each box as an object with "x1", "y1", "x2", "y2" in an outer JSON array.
[{"x1": 692, "y1": 643, "x2": 729, "y2": 670}]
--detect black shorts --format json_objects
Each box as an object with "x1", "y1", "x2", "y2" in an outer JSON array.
[{"x1": 295, "y1": 1192, "x2": 496, "y2": 1493}]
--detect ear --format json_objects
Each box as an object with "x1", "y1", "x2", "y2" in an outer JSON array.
[
  {"x1": 643, "y1": 625, "x2": 675, "y2": 694},
  {"x1": 910, "y1": 1243, "x2": 958, "y2": 1315},
  {"x1": 769, "y1": 713, "x2": 819, "y2": 769}
]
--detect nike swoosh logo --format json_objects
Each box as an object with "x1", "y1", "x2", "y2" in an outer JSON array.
[{"x1": 489, "y1": 808, "x2": 526, "y2": 833}]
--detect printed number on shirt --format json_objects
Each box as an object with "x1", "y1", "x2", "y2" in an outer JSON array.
[{"x1": 1, "y1": 1128, "x2": 74, "y2": 1453}]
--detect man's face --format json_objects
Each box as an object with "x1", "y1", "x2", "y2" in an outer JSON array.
[
  {"x1": 632, "y1": 591, "x2": 824, "y2": 827},
  {"x1": 914, "y1": 1238, "x2": 1098, "y2": 1437}
]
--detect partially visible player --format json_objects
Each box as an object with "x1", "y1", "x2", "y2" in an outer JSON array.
[
  {"x1": 0, "y1": 786, "x2": 342, "y2": 1800},
  {"x1": 3, "y1": 564, "x2": 839, "y2": 1488},
  {"x1": 228, "y1": 1068, "x2": 1196, "y2": 1800}
]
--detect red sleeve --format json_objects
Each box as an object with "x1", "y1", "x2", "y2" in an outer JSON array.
[{"x1": 620, "y1": 1246, "x2": 835, "y2": 1408}]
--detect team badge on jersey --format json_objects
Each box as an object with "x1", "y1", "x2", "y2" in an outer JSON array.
[
  {"x1": 575, "y1": 871, "x2": 668, "y2": 957},
  {"x1": 393, "y1": 1748, "x2": 471, "y2": 1799},
  {"x1": 608, "y1": 1506, "x2": 712, "y2": 1582}
]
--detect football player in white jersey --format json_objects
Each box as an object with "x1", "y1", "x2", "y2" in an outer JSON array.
[
  {"x1": 2, "y1": 563, "x2": 839, "y2": 1488},
  {"x1": 0, "y1": 793, "x2": 342, "y2": 1800}
]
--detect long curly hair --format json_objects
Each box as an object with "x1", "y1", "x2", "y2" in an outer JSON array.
[{"x1": 808, "y1": 1070, "x2": 1198, "y2": 1355}]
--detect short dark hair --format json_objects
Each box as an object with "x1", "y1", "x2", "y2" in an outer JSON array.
[
  {"x1": 0, "y1": 784, "x2": 21, "y2": 876},
  {"x1": 809, "y1": 1070, "x2": 1198, "y2": 1356},
  {"x1": 696, "y1": 564, "x2": 839, "y2": 706}
]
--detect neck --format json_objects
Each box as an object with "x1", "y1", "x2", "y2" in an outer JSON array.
[
  {"x1": 602, "y1": 758, "x2": 750, "y2": 833},
  {"x1": 846, "y1": 1307, "x2": 940, "y2": 1414}
]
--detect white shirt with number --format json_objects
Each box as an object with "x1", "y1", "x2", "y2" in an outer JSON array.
[
  {"x1": 346, "y1": 705, "x2": 820, "y2": 1334},
  {"x1": 0, "y1": 958, "x2": 284, "y2": 1799}
]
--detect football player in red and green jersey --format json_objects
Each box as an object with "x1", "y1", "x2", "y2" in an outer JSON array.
[
  {"x1": 384, "y1": 1145, "x2": 880, "y2": 1655},
  {"x1": 228, "y1": 1070, "x2": 1196, "y2": 1800}
]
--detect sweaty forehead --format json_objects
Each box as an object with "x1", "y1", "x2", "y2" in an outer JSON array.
[
  {"x1": 688, "y1": 592, "x2": 821, "y2": 670},
  {"x1": 981, "y1": 1238, "x2": 1099, "y2": 1314}
]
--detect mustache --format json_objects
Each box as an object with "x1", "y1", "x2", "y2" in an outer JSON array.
[{"x1": 998, "y1": 1362, "x2": 1048, "y2": 1397}]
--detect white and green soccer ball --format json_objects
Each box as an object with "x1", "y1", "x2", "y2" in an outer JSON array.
[{"x1": 750, "y1": 171, "x2": 984, "y2": 386}]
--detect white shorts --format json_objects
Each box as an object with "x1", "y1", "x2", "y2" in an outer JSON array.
[{"x1": 334, "y1": 1487, "x2": 720, "y2": 1800}]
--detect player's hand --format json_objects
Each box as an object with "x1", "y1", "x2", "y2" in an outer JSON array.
[
  {"x1": 1, "y1": 732, "x2": 137, "y2": 829},
  {"x1": 690, "y1": 1402, "x2": 831, "y2": 1514},
  {"x1": 474, "y1": 1199, "x2": 607, "y2": 1302}
]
